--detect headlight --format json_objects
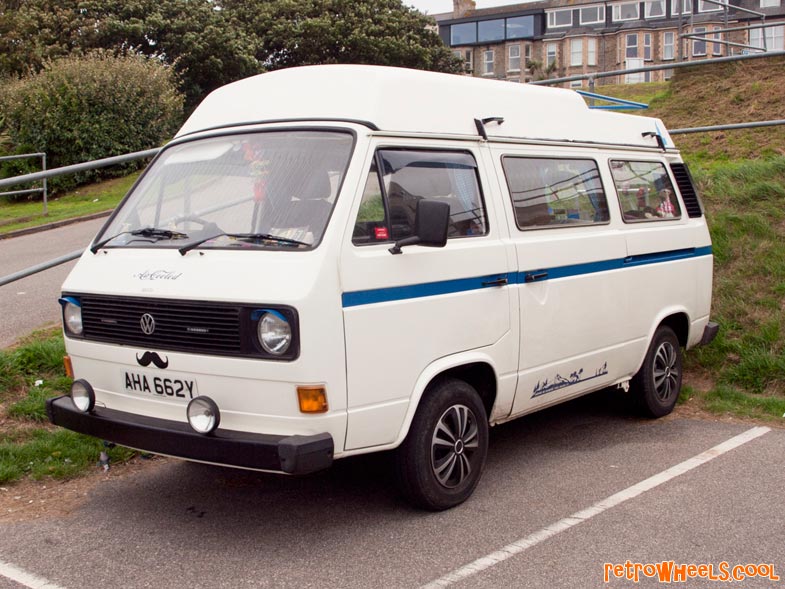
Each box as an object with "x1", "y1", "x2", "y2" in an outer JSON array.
[
  {"x1": 60, "y1": 297, "x2": 83, "y2": 336},
  {"x1": 257, "y1": 311, "x2": 292, "y2": 356},
  {"x1": 187, "y1": 396, "x2": 220, "y2": 435},
  {"x1": 70, "y1": 379, "x2": 95, "y2": 413}
]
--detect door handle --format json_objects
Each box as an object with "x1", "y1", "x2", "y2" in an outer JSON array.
[
  {"x1": 524, "y1": 271, "x2": 549, "y2": 283},
  {"x1": 482, "y1": 277, "x2": 509, "y2": 287}
]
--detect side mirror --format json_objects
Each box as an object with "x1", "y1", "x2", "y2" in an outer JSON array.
[{"x1": 389, "y1": 199, "x2": 450, "y2": 255}]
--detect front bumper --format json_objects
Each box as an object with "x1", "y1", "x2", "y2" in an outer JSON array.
[{"x1": 46, "y1": 396, "x2": 334, "y2": 475}]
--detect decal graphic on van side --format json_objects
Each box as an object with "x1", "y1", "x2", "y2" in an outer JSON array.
[{"x1": 532, "y1": 362, "x2": 609, "y2": 398}]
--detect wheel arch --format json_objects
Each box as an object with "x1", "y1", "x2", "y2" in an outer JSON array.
[
  {"x1": 629, "y1": 309, "x2": 690, "y2": 378},
  {"x1": 659, "y1": 311, "x2": 690, "y2": 348},
  {"x1": 392, "y1": 353, "x2": 499, "y2": 448}
]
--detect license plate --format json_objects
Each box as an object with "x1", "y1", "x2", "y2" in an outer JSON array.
[{"x1": 124, "y1": 371, "x2": 198, "y2": 400}]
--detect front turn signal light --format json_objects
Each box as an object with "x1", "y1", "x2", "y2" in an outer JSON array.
[
  {"x1": 63, "y1": 355, "x2": 73, "y2": 378},
  {"x1": 297, "y1": 386, "x2": 328, "y2": 414}
]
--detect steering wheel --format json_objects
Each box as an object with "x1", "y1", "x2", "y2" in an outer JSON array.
[{"x1": 173, "y1": 214, "x2": 212, "y2": 227}]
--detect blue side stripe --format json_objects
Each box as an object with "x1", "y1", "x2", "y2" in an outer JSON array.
[
  {"x1": 341, "y1": 274, "x2": 509, "y2": 307},
  {"x1": 341, "y1": 246, "x2": 712, "y2": 308}
]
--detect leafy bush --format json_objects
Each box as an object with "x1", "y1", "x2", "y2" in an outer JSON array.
[{"x1": 0, "y1": 51, "x2": 183, "y2": 195}]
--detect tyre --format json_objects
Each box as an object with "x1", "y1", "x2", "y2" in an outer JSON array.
[
  {"x1": 394, "y1": 378, "x2": 489, "y2": 511},
  {"x1": 631, "y1": 325, "x2": 682, "y2": 418}
]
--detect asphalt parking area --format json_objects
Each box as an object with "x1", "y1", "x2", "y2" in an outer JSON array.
[{"x1": 1, "y1": 392, "x2": 782, "y2": 589}]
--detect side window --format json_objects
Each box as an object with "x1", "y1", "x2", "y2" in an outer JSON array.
[
  {"x1": 352, "y1": 149, "x2": 488, "y2": 245},
  {"x1": 352, "y1": 159, "x2": 389, "y2": 244},
  {"x1": 501, "y1": 157, "x2": 610, "y2": 229},
  {"x1": 610, "y1": 160, "x2": 681, "y2": 222}
]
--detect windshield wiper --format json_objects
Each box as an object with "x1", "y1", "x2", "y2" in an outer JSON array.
[
  {"x1": 178, "y1": 232, "x2": 311, "y2": 256},
  {"x1": 90, "y1": 227, "x2": 189, "y2": 254}
]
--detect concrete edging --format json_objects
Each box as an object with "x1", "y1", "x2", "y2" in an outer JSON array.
[{"x1": 0, "y1": 210, "x2": 113, "y2": 240}]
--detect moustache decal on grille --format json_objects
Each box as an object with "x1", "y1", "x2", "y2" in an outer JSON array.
[{"x1": 136, "y1": 351, "x2": 169, "y2": 369}]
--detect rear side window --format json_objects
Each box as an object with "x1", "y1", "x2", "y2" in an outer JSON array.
[
  {"x1": 352, "y1": 149, "x2": 487, "y2": 245},
  {"x1": 610, "y1": 160, "x2": 681, "y2": 222},
  {"x1": 501, "y1": 157, "x2": 610, "y2": 229}
]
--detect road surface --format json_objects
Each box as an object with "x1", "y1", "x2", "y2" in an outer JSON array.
[{"x1": 0, "y1": 218, "x2": 105, "y2": 347}]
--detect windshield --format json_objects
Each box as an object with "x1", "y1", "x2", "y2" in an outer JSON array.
[{"x1": 97, "y1": 130, "x2": 354, "y2": 251}]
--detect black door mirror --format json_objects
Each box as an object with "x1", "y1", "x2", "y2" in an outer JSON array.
[{"x1": 389, "y1": 199, "x2": 450, "y2": 255}]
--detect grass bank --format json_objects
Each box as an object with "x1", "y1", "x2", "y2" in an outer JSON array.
[
  {"x1": 682, "y1": 156, "x2": 785, "y2": 421},
  {"x1": 0, "y1": 329, "x2": 133, "y2": 484},
  {"x1": 0, "y1": 173, "x2": 138, "y2": 235}
]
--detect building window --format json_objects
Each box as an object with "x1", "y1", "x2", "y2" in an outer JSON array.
[
  {"x1": 453, "y1": 49, "x2": 474, "y2": 72},
  {"x1": 478, "y1": 19, "x2": 505, "y2": 42},
  {"x1": 524, "y1": 43, "x2": 532, "y2": 67},
  {"x1": 548, "y1": 9, "x2": 573, "y2": 28},
  {"x1": 663, "y1": 31, "x2": 675, "y2": 59},
  {"x1": 672, "y1": 0, "x2": 692, "y2": 14},
  {"x1": 698, "y1": 0, "x2": 723, "y2": 11},
  {"x1": 483, "y1": 50, "x2": 495, "y2": 75},
  {"x1": 547, "y1": 43, "x2": 558, "y2": 66},
  {"x1": 451, "y1": 22, "x2": 477, "y2": 45},
  {"x1": 644, "y1": 33, "x2": 652, "y2": 60},
  {"x1": 613, "y1": 2, "x2": 640, "y2": 21},
  {"x1": 570, "y1": 38, "x2": 583, "y2": 66},
  {"x1": 570, "y1": 80, "x2": 584, "y2": 88},
  {"x1": 750, "y1": 25, "x2": 785, "y2": 50},
  {"x1": 760, "y1": 0, "x2": 781, "y2": 6},
  {"x1": 712, "y1": 27, "x2": 723, "y2": 55},
  {"x1": 693, "y1": 27, "x2": 707, "y2": 55},
  {"x1": 580, "y1": 5, "x2": 605, "y2": 24},
  {"x1": 645, "y1": 0, "x2": 666, "y2": 18},
  {"x1": 509, "y1": 45, "x2": 521, "y2": 71},
  {"x1": 587, "y1": 38, "x2": 597, "y2": 65},
  {"x1": 506, "y1": 16, "x2": 535, "y2": 39},
  {"x1": 626, "y1": 33, "x2": 639, "y2": 58},
  {"x1": 501, "y1": 157, "x2": 610, "y2": 229}
]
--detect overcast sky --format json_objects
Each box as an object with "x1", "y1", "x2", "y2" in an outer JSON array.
[{"x1": 407, "y1": 0, "x2": 529, "y2": 15}]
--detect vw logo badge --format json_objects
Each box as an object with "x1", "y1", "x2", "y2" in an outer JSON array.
[{"x1": 140, "y1": 313, "x2": 156, "y2": 335}]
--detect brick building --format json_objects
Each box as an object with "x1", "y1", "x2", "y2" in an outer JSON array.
[{"x1": 434, "y1": 0, "x2": 785, "y2": 86}]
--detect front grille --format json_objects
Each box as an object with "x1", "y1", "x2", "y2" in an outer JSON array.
[{"x1": 79, "y1": 294, "x2": 244, "y2": 355}]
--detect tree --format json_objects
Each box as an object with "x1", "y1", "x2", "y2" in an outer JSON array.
[
  {"x1": 0, "y1": 0, "x2": 261, "y2": 109},
  {"x1": 0, "y1": 51, "x2": 183, "y2": 193},
  {"x1": 215, "y1": 0, "x2": 463, "y2": 73},
  {"x1": 0, "y1": 0, "x2": 461, "y2": 109}
]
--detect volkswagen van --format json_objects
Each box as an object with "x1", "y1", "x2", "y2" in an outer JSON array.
[{"x1": 48, "y1": 65, "x2": 717, "y2": 510}]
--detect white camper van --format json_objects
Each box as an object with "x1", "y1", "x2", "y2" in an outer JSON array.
[{"x1": 48, "y1": 65, "x2": 717, "y2": 510}]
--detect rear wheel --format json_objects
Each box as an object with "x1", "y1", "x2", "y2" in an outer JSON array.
[
  {"x1": 394, "y1": 378, "x2": 488, "y2": 511},
  {"x1": 631, "y1": 325, "x2": 682, "y2": 417}
]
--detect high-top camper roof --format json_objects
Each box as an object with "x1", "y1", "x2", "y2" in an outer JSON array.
[{"x1": 177, "y1": 65, "x2": 674, "y2": 150}]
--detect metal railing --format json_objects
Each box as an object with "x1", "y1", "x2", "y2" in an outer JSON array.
[
  {"x1": 0, "y1": 153, "x2": 48, "y2": 214},
  {"x1": 0, "y1": 148, "x2": 159, "y2": 192},
  {"x1": 0, "y1": 147, "x2": 159, "y2": 287},
  {"x1": 529, "y1": 49, "x2": 785, "y2": 86}
]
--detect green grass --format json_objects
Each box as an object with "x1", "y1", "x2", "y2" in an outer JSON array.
[
  {"x1": 0, "y1": 430, "x2": 135, "y2": 484},
  {"x1": 0, "y1": 172, "x2": 138, "y2": 235},
  {"x1": 0, "y1": 329, "x2": 136, "y2": 484},
  {"x1": 703, "y1": 385, "x2": 785, "y2": 420},
  {"x1": 683, "y1": 155, "x2": 785, "y2": 420}
]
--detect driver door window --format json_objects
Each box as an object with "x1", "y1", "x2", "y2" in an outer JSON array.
[{"x1": 352, "y1": 149, "x2": 488, "y2": 245}]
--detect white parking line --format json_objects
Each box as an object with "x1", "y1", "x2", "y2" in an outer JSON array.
[
  {"x1": 422, "y1": 426, "x2": 771, "y2": 588},
  {"x1": 0, "y1": 559, "x2": 64, "y2": 589}
]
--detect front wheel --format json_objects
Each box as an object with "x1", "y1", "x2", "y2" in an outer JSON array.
[
  {"x1": 394, "y1": 378, "x2": 488, "y2": 511},
  {"x1": 631, "y1": 326, "x2": 682, "y2": 417}
]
